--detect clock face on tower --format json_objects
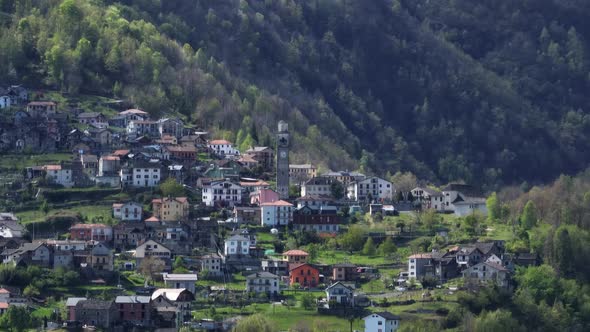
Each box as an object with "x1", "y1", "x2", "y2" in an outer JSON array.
[{"x1": 280, "y1": 151, "x2": 287, "y2": 158}]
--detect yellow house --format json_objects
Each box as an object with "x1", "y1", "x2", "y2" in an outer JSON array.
[{"x1": 152, "y1": 197, "x2": 189, "y2": 222}]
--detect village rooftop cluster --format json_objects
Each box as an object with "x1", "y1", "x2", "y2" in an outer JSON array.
[{"x1": 0, "y1": 88, "x2": 537, "y2": 331}]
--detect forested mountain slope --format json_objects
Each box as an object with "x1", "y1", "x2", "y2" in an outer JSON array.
[{"x1": 1, "y1": 0, "x2": 589, "y2": 187}]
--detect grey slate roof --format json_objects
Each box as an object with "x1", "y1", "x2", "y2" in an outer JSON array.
[
  {"x1": 66, "y1": 297, "x2": 87, "y2": 307},
  {"x1": 115, "y1": 296, "x2": 151, "y2": 304},
  {"x1": 75, "y1": 299, "x2": 113, "y2": 310}
]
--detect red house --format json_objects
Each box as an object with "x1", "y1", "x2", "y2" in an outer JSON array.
[
  {"x1": 289, "y1": 263, "x2": 320, "y2": 288},
  {"x1": 115, "y1": 296, "x2": 151, "y2": 326}
]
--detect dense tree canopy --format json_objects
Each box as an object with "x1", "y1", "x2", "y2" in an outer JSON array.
[{"x1": 1, "y1": 0, "x2": 590, "y2": 186}]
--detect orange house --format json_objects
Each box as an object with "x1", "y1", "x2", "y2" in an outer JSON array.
[{"x1": 289, "y1": 263, "x2": 320, "y2": 288}]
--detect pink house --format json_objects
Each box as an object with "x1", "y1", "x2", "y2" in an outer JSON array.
[{"x1": 251, "y1": 188, "x2": 280, "y2": 205}]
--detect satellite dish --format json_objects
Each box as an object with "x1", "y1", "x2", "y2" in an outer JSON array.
[{"x1": 270, "y1": 228, "x2": 279, "y2": 234}]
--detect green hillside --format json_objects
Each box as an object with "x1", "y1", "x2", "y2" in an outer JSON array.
[{"x1": 1, "y1": 0, "x2": 589, "y2": 188}]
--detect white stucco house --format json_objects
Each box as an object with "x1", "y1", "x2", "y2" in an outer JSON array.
[
  {"x1": 131, "y1": 165, "x2": 160, "y2": 188},
  {"x1": 363, "y1": 312, "x2": 401, "y2": 332},
  {"x1": 112, "y1": 202, "x2": 143, "y2": 222},
  {"x1": 43, "y1": 165, "x2": 74, "y2": 188},
  {"x1": 201, "y1": 180, "x2": 243, "y2": 207},
  {"x1": 441, "y1": 184, "x2": 488, "y2": 216},
  {"x1": 325, "y1": 282, "x2": 354, "y2": 307},
  {"x1": 207, "y1": 139, "x2": 240, "y2": 157},
  {"x1": 163, "y1": 273, "x2": 198, "y2": 294},
  {"x1": 245, "y1": 272, "x2": 280, "y2": 297},
  {"x1": 260, "y1": 200, "x2": 293, "y2": 226},
  {"x1": 301, "y1": 177, "x2": 336, "y2": 197},
  {"x1": 411, "y1": 187, "x2": 444, "y2": 211},
  {"x1": 224, "y1": 235, "x2": 250, "y2": 256},
  {"x1": 453, "y1": 197, "x2": 488, "y2": 217},
  {"x1": 347, "y1": 177, "x2": 394, "y2": 202}
]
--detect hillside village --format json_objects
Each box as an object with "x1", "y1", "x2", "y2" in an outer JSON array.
[{"x1": 0, "y1": 87, "x2": 539, "y2": 331}]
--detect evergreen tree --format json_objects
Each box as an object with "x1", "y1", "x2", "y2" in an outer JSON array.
[
  {"x1": 378, "y1": 237, "x2": 397, "y2": 257},
  {"x1": 362, "y1": 237, "x2": 376, "y2": 256},
  {"x1": 521, "y1": 201, "x2": 538, "y2": 230},
  {"x1": 486, "y1": 192, "x2": 501, "y2": 222}
]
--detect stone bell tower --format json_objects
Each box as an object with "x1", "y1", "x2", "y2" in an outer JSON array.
[{"x1": 276, "y1": 121, "x2": 290, "y2": 199}]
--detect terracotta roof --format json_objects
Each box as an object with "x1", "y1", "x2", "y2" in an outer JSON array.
[
  {"x1": 0, "y1": 303, "x2": 9, "y2": 309},
  {"x1": 101, "y1": 155, "x2": 120, "y2": 161},
  {"x1": 145, "y1": 216, "x2": 160, "y2": 222},
  {"x1": 112, "y1": 203, "x2": 123, "y2": 208},
  {"x1": 113, "y1": 149, "x2": 130, "y2": 156},
  {"x1": 240, "y1": 180, "x2": 270, "y2": 187},
  {"x1": 209, "y1": 139, "x2": 232, "y2": 145},
  {"x1": 0, "y1": 288, "x2": 10, "y2": 294},
  {"x1": 408, "y1": 253, "x2": 433, "y2": 259},
  {"x1": 43, "y1": 165, "x2": 62, "y2": 171},
  {"x1": 260, "y1": 200, "x2": 293, "y2": 207},
  {"x1": 283, "y1": 249, "x2": 309, "y2": 256}
]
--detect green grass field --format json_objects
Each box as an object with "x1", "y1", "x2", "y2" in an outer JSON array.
[
  {"x1": 317, "y1": 250, "x2": 390, "y2": 266},
  {"x1": 193, "y1": 300, "x2": 364, "y2": 331},
  {"x1": 17, "y1": 204, "x2": 112, "y2": 224},
  {"x1": 0, "y1": 153, "x2": 72, "y2": 170}
]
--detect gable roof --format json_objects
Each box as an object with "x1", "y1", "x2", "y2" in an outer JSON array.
[
  {"x1": 412, "y1": 186, "x2": 442, "y2": 196},
  {"x1": 209, "y1": 139, "x2": 232, "y2": 145},
  {"x1": 66, "y1": 297, "x2": 87, "y2": 307},
  {"x1": 120, "y1": 109, "x2": 148, "y2": 115},
  {"x1": 482, "y1": 261, "x2": 509, "y2": 272},
  {"x1": 260, "y1": 200, "x2": 293, "y2": 207},
  {"x1": 283, "y1": 249, "x2": 309, "y2": 256},
  {"x1": 137, "y1": 239, "x2": 170, "y2": 252},
  {"x1": 245, "y1": 146, "x2": 271, "y2": 153},
  {"x1": 408, "y1": 253, "x2": 432, "y2": 259},
  {"x1": 326, "y1": 281, "x2": 354, "y2": 292},
  {"x1": 289, "y1": 263, "x2": 318, "y2": 272},
  {"x1": 152, "y1": 197, "x2": 188, "y2": 204},
  {"x1": 75, "y1": 299, "x2": 113, "y2": 310},
  {"x1": 365, "y1": 312, "x2": 401, "y2": 321},
  {"x1": 226, "y1": 235, "x2": 249, "y2": 242}
]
